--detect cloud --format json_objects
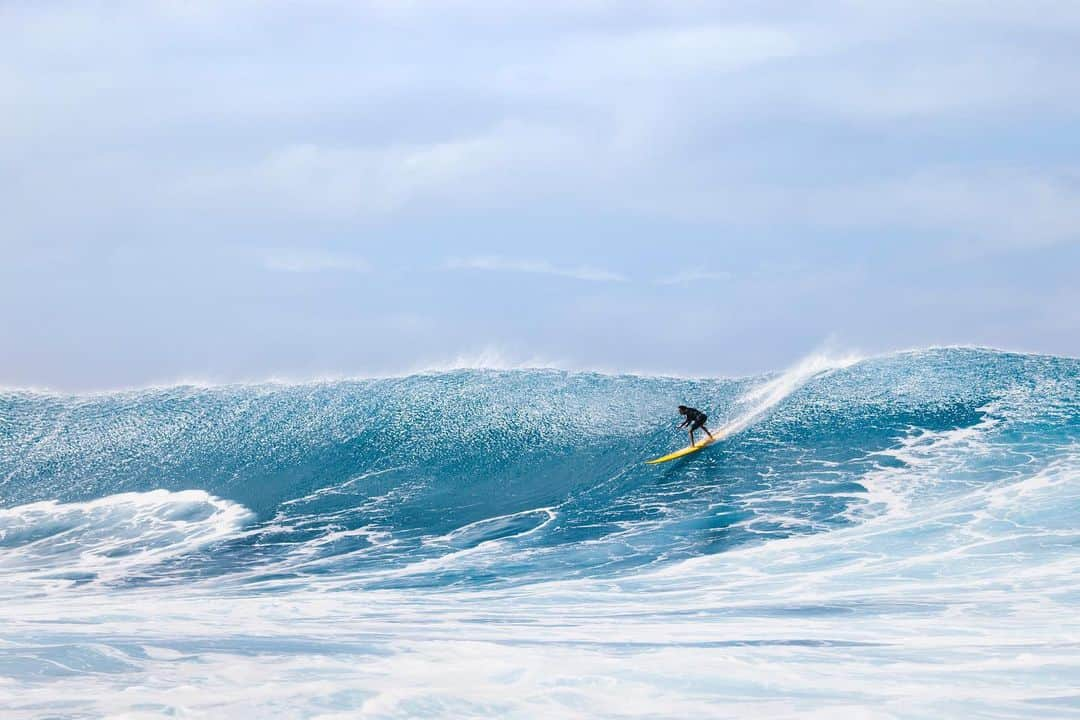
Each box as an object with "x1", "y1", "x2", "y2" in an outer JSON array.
[
  {"x1": 499, "y1": 23, "x2": 801, "y2": 99},
  {"x1": 446, "y1": 256, "x2": 627, "y2": 283},
  {"x1": 656, "y1": 269, "x2": 734, "y2": 286},
  {"x1": 8, "y1": 1, "x2": 1080, "y2": 248},
  {"x1": 259, "y1": 248, "x2": 370, "y2": 273},
  {"x1": 801, "y1": 169, "x2": 1080, "y2": 252},
  {"x1": 179, "y1": 122, "x2": 585, "y2": 219}
]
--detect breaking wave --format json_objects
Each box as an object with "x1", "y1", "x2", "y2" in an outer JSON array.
[{"x1": 0, "y1": 347, "x2": 1077, "y2": 718}]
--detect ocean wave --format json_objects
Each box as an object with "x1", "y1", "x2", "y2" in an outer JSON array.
[
  {"x1": 0, "y1": 347, "x2": 1075, "y2": 591},
  {"x1": 0, "y1": 347, "x2": 1078, "y2": 716}
]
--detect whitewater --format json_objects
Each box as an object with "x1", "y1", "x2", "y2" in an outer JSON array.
[{"x1": 0, "y1": 347, "x2": 1077, "y2": 718}]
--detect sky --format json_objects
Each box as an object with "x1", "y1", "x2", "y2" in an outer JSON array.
[{"x1": 2, "y1": 1, "x2": 1079, "y2": 390}]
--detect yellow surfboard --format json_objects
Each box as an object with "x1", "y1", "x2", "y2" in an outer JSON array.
[{"x1": 646, "y1": 432, "x2": 722, "y2": 465}]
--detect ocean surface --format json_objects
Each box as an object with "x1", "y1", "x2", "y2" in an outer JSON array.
[{"x1": 1, "y1": 347, "x2": 1077, "y2": 718}]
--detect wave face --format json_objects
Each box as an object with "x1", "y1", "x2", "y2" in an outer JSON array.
[{"x1": 1, "y1": 348, "x2": 1078, "y2": 718}]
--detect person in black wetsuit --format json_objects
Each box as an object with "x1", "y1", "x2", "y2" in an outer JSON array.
[{"x1": 677, "y1": 405, "x2": 714, "y2": 445}]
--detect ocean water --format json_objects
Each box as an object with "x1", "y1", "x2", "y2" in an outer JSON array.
[{"x1": 0, "y1": 347, "x2": 1077, "y2": 718}]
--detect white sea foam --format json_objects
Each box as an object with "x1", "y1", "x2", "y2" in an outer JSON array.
[
  {"x1": 1, "y1": 461, "x2": 1077, "y2": 718},
  {"x1": 3, "y1": 448, "x2": 1076, "y2": 717},
  {"x1": 0, "y1": 490, "x2": 251, "y2": 590}
]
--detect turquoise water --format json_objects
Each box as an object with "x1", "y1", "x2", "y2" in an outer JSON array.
[{"x1": 1, "y1": 348, "x2": 1078, "y2": 717}]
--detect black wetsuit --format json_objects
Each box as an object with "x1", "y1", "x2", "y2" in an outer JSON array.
[{"x1": 679, "y1": 407, "x2": 708, "y2": 431}]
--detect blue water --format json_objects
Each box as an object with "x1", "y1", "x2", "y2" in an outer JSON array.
[{"x1": 1, "y1": 348, "x2": 1078, "y2": 718}]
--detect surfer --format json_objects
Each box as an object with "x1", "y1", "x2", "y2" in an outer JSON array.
[{"x1": 677, "y1": 405, "x2": 713, "y2": 445}]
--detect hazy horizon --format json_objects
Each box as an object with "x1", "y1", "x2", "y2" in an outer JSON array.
[{"x1": 3, "y1": 345, "x2": 1075, "y2": 396}]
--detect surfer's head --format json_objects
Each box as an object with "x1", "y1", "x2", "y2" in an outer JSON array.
[{"x1": 677, "y1": 405, "x2": 688, "y2": 414}]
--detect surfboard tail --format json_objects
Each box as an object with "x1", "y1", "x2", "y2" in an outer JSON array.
[{"x1": 645, "y1": 434, "x2": 721, "y2": 464}]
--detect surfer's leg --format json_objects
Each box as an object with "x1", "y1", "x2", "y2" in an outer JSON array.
[
  {"x1": 691, "y1": 419, "x2": 707, "y2": 442},
  {"x1": 703, "y1": 425, "x2": 714, "y2": 439}
]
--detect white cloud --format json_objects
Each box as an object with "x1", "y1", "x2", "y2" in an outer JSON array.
[
  {"x1": 802, "y1": 169, "x2": 1080, "y2": 252},
  {"x1": 179, "y1": 122, "x2": 585, "y2": 218},
  {"x1": 499, "y1": 23, "x2": 801, "y2": 98},
  {"x1": 446, "y1": 256, "x2": 627, "y2": 283},
  {"x1": 656, "y1": 269, "x2": 733, "y2": 286},
  {"x1": 9, "y1": 1, "x2": 1080, "y2": 249},
  {"x1": 260, "y1": 248, "x2": 370, "y2": 273},
  {"x1": 618, "y1": 168, "x2": 1080, "y2": 254}
]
